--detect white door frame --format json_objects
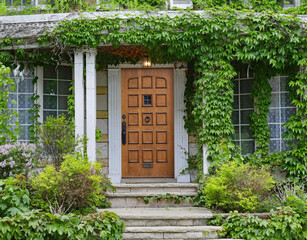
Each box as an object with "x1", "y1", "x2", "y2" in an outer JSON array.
[{"x1": 108, "y1": 64, "x2": 189, "y2": 183}]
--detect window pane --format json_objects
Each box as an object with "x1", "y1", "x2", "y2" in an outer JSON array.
[
  {"x1": 19, "y1": 125, "x2": 30, "y2": 141},
  {"x1": 18, "y1": 94, "x2": 33, "y2": 108},
  {"x1": 232, "y1": 111, "x2": 239, "y2": 124},
  {"x1": 242, "y1": 141, "x2": 255, "y2": 155},
  {"x1": 280, "y1": 77, "x2": 289, "y2": 92},
  {"x1": 8, "y1": 94, "x2": 17, "y2": 108},
  {"x1": 18, "y1": 110, "x2": 34, "y2": 125},
  {"x1": 233, "y1": 126, "x2": 239, "y2": 140},
  {"x1": 269, "y1": 124, "x2": 280, "y2": 139},
  {"x1": 58, "y1": 96, "x2": 69, "y2": 110},
  {"x1": 233, "y1": 95, "x2": 239, "y2": 109},
  {"x1": 268, "y1": 109, "x2": 279, "y2": 123},
  {"x1": 269, "y1": 77, "x2": 279, "y2": 92},
  {"x1": 233, "y1": 80, "x2": 238, "y2": 94},
  {"x1": 44, "y1": 80, "x2": 57, "y2": 94},
  {"x1": 43, "y1": 111, "x2": 57, "y2": 121},
  {"x1": 58, "y1": 66, "x2": 72, "y2": 80},
  {"x1": 241, "y1": 110, "x2": 252, "y2": 124},
  {"x1": 58, "y1": 81, "x2": 71, "y2": 95},
  {"x1": 240, "y1": 79, "x2": 253, "y2": 94},
  {"x1": 270, "y1": 93, "x2": 279, "y2": 108},
  {"x1": 270, "y1": 140, "x2": 280, "y2": 152},
  {"x1": 240, "y1": 95, "x2": 253, "y2": 109},
  {"x1": 44, "y1": 66, "x2": 57, "y2": 79},
  {"x1": 18, "y1": 78, "x2": 34, "y2": 93},
  {"x1": 281, "y1": 93, "x2": 291, "y2": 107},
  {"x1": 241, "y1": 126, "x2": 253, "y2": 139},
  {"x1": 44, "y1": 95, "x2": 57, "y2": 109}
]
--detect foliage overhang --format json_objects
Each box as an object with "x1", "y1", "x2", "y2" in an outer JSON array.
[{"x1": 0, "y1": 8, "x2": 306, "y2": 180}]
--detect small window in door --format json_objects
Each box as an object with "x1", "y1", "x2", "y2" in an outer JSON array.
[{"x1": 143, "y1": 95, "x2": 152, "y2": 106}]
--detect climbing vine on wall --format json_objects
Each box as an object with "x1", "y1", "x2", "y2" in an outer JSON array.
[
  {"x1": 249, "y1": 62, "x2": 274, "y2": 159},
  {"x1": 0, "y1": 9, "x2": 306, "y2": 179}
]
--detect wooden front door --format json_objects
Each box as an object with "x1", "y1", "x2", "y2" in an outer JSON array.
[{"x1": 121, "y1": 68, "x2": 174, "y2": 178}]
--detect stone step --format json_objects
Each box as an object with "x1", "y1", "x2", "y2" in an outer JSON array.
[
  {"x1": 98, "y1": 207, "x2": 213, "y2": 226},
  {"x1": 108, "y1": 183, "x2": 198, "y2": 208},
  {"x1": 123, "y1": 226, "x2": 221, "y2": 239},
  {"x1": 113, "y1": 183, "x2": 199, "y2": 194},
  {"x1": 107, "y1": 193, "x2": 196, "y2": 208}
]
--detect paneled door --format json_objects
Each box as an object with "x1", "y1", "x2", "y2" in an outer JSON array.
[{"x1": 121, "y1": 68, "x2": 174, "y2": 177}]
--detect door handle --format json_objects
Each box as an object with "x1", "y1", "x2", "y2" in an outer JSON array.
[{"x1": 122, "y1": 121, "x2": 126, "y2": 145}]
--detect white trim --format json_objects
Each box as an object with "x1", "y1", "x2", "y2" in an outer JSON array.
[
  {"x1": 108, "y1": 68, "x2": 122, "y2": 183},
  {"x1": 174, "y1": 69, "x2": 190, "y2": 182},
  {"x1": 85, "y1": 49, "x2": 97, "y2": 163},
  {"x1": 74, "y1": 51, "x2": 85, "y2": 139},
  {"x1": 35, "y1": 66, "x2": 44, "y2": 123},
  {"x1": 108, "y1": 65, "x2": 190, "y2": 183}
]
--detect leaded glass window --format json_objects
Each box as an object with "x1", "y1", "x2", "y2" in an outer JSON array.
[
  {"x1": 232, "y1": 74, "x2": 255, "y2": 155},
  {"x1": 8, "y1": 70, "x2": 34, "y2": 141},
  {"x1": 43, "y1": 66, "x2": 72, "y2": 121},
  {"x1": 268, "y1": 76, "x2": 295, "y2": 152}
]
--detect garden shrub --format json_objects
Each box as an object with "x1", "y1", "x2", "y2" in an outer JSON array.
[
  {"x1": 30, "y1": 154, "x2": 114, "y2": 214},
  {"x1": 220, "y1": 195, "x2": 307, "y2": 240},
  {"x1": 39, "y1": 114, "x2": 81, "y2": 167},
  {"x1": 0, "y1": 142, "x2": 40, "y2": 178},
  {"x1": 204, "y1": 161, "x2": 275, "y2": 212},
  {"x1": 0, "y1": 210, "x2": 125, "y2": 240},
  {"x1": 0, "y1": 175, "x2": 30, "y2": 217}
]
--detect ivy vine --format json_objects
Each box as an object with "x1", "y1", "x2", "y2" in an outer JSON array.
[{"x1": 0, "y1": 9, "x2": 306, "y2": 180}]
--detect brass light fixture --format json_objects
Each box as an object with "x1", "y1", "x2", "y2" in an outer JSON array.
[{"x1": 142, "y1": 55, "x2": 152, "y2": 68}]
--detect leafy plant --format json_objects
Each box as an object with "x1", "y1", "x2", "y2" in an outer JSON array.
[
  {"x1": 0, "y1": 210, "x2": 125, "y2": 240},
  {"x1": 39, "y1": 114, "x2": 81, "y2": 167},
  {"x1": 220, "y1": 205, "x2": 306, "y2": 240},
  {"x1": 30, "y1": 154, "x2": 114, "y2": 214},
  {"x1": 0, "y1": 142, "x2": 41, "y2": 178},
  {"x1": 0, "y1": 63, "x2": 20, "y2": 144},
  {"x1": 203, "y1": 161, "x2": 275, "y2": 212},
  {"x1": 0, "y1": 175, "x2": 30, "y2": 217}
]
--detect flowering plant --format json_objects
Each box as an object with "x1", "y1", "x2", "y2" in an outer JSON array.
[{"x1": 0, "y1": 143, "x2": 40, "y2": 178}]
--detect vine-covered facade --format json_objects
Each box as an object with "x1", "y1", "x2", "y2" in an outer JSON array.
[{"x1": 0, "y1": 10, "x2": 306, "y2": 183}]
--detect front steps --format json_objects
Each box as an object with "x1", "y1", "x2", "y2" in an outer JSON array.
[
  {"x1": 100, "y1": 183, "x2": 243, "y2": 240},
  {"x1": 106, "y1": 183, "x2": 198, "y2": 208}
]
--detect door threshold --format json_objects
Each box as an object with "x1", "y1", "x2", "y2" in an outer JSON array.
[{"x1": 121, "y1": 178, "x2": 177, "y2": 183}]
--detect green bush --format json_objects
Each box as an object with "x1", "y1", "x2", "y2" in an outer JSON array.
[
  {"x1": 30, "y1": 154, "x2": 114, "y2": 214},
  {"x1": 39, "y1": 115, "x2": 81, "y2": 167},
  {"x1": 220, "y1": 203, "x2": 306, "y2": 240},
  {"x1": 0, "y1": 176, "x2": 30, "y2": 217},
  {"x1": 204, "y1": 161, "x2": 275, "y2": 212},
  {"x1": 0, "y1": 210, "x2": 125, "y2": 240}
]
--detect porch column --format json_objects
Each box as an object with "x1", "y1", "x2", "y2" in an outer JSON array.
[
  {"x1": 85, "y1": 49, "x2": 97, "y2": 163},
  {"x1": 108, "y1": 68, "x2": 121, "y2": 183},
  {"x1": 174, "y1": 69, "x2": 190, "y2": 182},
  {"x1": 203, "y1": 146, "x2": 209, "y2": 174},
  {"x1": 203, "y1": 96, "x2": 210, "y2": 174},
  {"x1": 74, "y1": 50, "x2": 85, "y2": 140}
]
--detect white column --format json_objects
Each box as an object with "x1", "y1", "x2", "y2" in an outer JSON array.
[
  {"x1": 74, "y1": 50, "x2": 85, "y2": 140},
  {"x1": 203, "y1": 145, "x2": 209, "y2": 174},
  {"x1": 108, "y1": 68, "x2": 121, "y2": 183},
  {"x1": 174, "y1": 69, "x2": 190, "y2": 182},
  {"x1": 202, "y1": 96, "x2": 210, "y2": 174},
  {"x1": 35, "y1": 66, "x2": 44, "y2": 123},
  {"x1": 85, "y1": 49, "x2": 97, "y2": 163}
]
